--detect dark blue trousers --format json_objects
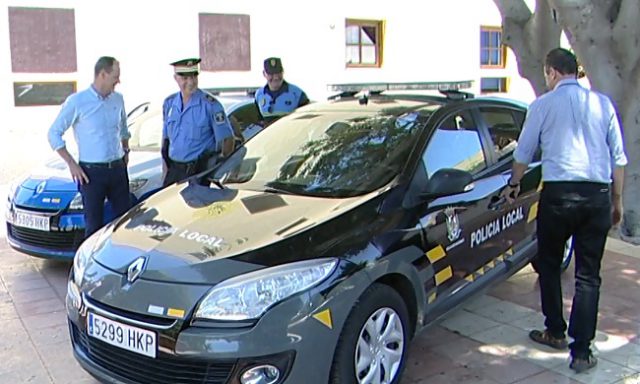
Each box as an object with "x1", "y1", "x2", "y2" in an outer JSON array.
[
  {"x1": 535, "y1": 182, "x2": 611, "y2": 359},
  {"x1": 79, "y1": 163, "x2": 130, "y2": 237}
]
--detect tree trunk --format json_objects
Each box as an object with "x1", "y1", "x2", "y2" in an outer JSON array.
[
  {"x1": 550, "y1": 0, "x2": 640, "y2": 241},
  {"x1": 493, "y1": 0, "x2": 561, "y2": 96}
]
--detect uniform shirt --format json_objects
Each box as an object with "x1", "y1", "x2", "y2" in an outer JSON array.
[
  {"x1": 514, "y1": 79, "x2": 627, "y2": 183},
  {"x1": 162, "y1": 89, "x2": 234, "y2": 162},
  {"x1": 48, "y1": 86, "x2": 130, "y2": 163},
  {"x1": 255, "y1": 81, "x2": 309, "y2": 118}
]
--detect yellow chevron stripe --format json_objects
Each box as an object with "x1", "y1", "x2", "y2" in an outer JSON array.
[
  {"x1": 435, "y1": 266, "x2": 453, "y2": 286},
  {"x1": 476, "y1": 267, "x2": 484, "y2": 275},
  {"x1": 506, "y1": 248, "x2": 514, "y2": 256},
  {"x1": 486, "y1": 260, "x2": 495, "y2": 269},
  {"x1": 527, "y1": 202, "x2": 539, "y2": 223},
  {"x1": 426, "y1": 245, "x2": 446, "y2": 263},
  {"x1": 428, "y1": 291, "x2": 437, "y2": 304},
  {"x1": 465, "y1": 274, "x2": 474, "y2": 282}
]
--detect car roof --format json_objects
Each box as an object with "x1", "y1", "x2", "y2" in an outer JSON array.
[{"x1": 296, "y1": 87, "x2": 525, "y2": 119}]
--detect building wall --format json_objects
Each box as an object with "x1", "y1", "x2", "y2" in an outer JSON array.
[{"x1": 0, "y1": 0, "x2": 536, "y2": 138}]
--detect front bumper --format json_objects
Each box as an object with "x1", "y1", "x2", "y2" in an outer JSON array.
[
  {"x1": 7, "y1": 219, "x2": 84, "y2": 259},
  {"x1": 66, "y1": 266, "x2": 366, "y2": 384}
]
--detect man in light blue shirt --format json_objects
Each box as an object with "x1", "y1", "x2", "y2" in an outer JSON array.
[
  {"x1": 501, "y1": 48, "x2": 627, "y2": 373},
  {"x1": 48, "y1": 56, "x2": 131, "y2": 236}
]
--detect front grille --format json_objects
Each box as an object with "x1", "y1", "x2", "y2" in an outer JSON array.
[
  {"x1": 70, "y1": 322, "x2": 235, "y2": 384},
  {"x1": 85, "y1": 296, "x2": 176, "y2": 327},
  {"x1": 8, "y1": 224, "x2": 84, "y2": 251}
]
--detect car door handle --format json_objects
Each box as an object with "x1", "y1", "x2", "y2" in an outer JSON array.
[{"x1": 488, "y1": 196, "x2": 506, "y2": 210}]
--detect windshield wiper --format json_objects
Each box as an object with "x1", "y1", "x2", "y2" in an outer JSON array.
[{"x1": 262, "y1": 186, "x2": 294, "y2": 195}]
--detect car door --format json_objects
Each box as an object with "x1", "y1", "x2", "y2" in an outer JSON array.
[
  {"x1": 228, "y1": 102, "x2": 264, "y2": 141},
  {"x1": 478, "y1": 105, "x2": 540, "y2": 254},
  {"x1": 412, "y1": 106, "x2": 509, "y2": 318}
]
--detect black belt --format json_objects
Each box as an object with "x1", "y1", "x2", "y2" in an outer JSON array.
[
  {"x1": 79, "y1": 158, "x2": 125, "y2": 169},
  {"x1": 170, "y1": 159, "x2": 198, "y2": 168},
  {"x1": 543, "y1": 181, "x2": 609, "y2": 194},
  {"x1": 170, "y1": 152, "x2": 219, "y2": 168}
]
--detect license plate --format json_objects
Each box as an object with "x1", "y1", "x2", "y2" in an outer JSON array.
[
  {"x1": 87, "y1": 312, "x2": 157, "y2": 358},
  {"x1": 13, "y1": 211, "x2": 50, "y2": 231}
]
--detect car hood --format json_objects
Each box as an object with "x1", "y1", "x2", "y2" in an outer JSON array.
[
  {"x1": 96, "y1": 182, "x2": 375, "y2": 284},
  {"x1": 20, "y1": 151, "x2": 161, "y2": 192}
]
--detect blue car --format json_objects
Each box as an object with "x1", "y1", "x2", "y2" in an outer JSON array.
[{"x1": 5, "y1": 89, "x2": 263, "y2": 259}]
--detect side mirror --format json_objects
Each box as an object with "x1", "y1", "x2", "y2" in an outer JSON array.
[{"x1": 423, "y1": 168, "x2": 474, "y2": 198}]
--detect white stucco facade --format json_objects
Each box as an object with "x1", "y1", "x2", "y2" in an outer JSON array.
[{"x1": 0, "y1": 0, "x2": 537, "y2": 136}]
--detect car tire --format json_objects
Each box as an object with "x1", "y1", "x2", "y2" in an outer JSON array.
[
  {"x1": 532, "y1": 236, "x2": 573, "y2": 273},
  {"x1": 560, "y1": 236, "x2": 574, "y2": 272},
  {"x1": 330, "y1": 283, "x2": 409, "y2": 384}
]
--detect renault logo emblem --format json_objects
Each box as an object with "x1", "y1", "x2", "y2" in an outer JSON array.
[
  {"x1": 35, "y1": 181, "x2": 46, "y2": 195},
  {"x1": 127, "y1": 257, "x2": 146, "y2": 283}
]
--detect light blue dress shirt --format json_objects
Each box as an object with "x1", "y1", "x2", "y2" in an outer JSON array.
[
  {"x1": 48, "y1": 86, "x2": 130, "y2": 163},
  {"x1": 162, "y1": 89, "x2": 234, "y2": 162},
  {"x1": 513, "y1": 79, "x2": 627, "y2": 183}
]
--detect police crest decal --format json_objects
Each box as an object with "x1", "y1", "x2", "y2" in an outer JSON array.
[{"x1": 444, "y1": 207, "x2": 461, "y2": 242}]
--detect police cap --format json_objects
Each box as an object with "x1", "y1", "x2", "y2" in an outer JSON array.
[
  {"x1": 171, "y1": 58, "x2": 201, "y2": 75},
  {"x1": 263, "y1": 57, "x2": 284, "y2": 74}
]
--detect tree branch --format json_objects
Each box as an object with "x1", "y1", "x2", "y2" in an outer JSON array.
[
  {"x1": 494, "y1": 0, "x2": 561, "y2": 95},
  {"x1": 493, "y1": 0, "x2": 531, "y2": 22},
  {"x1": 613, "y1": 0, "x2": 640, "y2": 70}
]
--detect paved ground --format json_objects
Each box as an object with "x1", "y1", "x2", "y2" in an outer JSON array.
[{"x1": 0, "y1": 236, "x2": 639, "y2": 384}]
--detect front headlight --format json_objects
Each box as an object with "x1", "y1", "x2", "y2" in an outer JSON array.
[
  {"x1": 6, "y1": 182, "x2": 16, "y2": 203},
  {"x1": 5, "y1": 183, "x2": 16, "y2": 221},
  {"x1": 129, "y1": 178, "x2": 148, "y2": 194},
  {"x1": 69, "y1": 192, "x2": 83, "y2": 211},
  {"x1": 195, "y1": 258, "x2": 338, "y2": 321},
  {"x1": 73, "y1": 224, "x2": 113, "y2": 285}
]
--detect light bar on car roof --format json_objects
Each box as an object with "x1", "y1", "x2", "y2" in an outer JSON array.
[
  {"x1": 327, "y1": 81, "x2": 473, "y2": 93},
  {"x1": 204, "y1": 86, "x2": 260, "y2": 96}
]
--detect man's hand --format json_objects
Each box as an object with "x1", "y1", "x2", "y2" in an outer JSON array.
[
  {"x1": 500, "y1": 184, "x2": 520, "y2": 204},
  {"x1": 56, "y1": 147, "x2": 89, "y2": 185},
  {"x1": 612, "y1": 194, "x2": 623, "y2": 226},
  {"x1": 69, "y1": 161, "x2": 89, "y2": 185}
]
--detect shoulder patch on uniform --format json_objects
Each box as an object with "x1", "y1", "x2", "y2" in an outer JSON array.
[
  {"x1": 215, "y1": 112, "x2": 225, "y2": 124},
  {"x1": 205, "y1": 93, "x2": 217, "y2": 102}
]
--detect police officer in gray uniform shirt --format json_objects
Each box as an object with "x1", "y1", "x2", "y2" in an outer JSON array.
[
  {"x1": 161, "y1": 58, "x2": 234, "y2": 187},
  {"x1": 501, "y1": 48, "x2": 627, "y2": 373},
  {"x1": 255, "y1": 57, "x2": 309, "y2": 125}
]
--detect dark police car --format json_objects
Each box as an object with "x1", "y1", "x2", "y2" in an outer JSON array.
[
  {"x1": 67, "y1": 82, "x2": 541, "y2": 384},
  {"x1": 6, "y1": 88, "x2": 262, "y2": 259}
]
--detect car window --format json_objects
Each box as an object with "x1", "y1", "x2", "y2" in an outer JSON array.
[
  {"x1": 215, "y1": 109, "x2": 432, "y2": 197},
  {"x1": 422, "y1": 110, "x2": 486, "y2": 177},
  {"x1": 230, "y1": 103, "x2": 262, "y2": 132},
  {"x1": 480, "y1": 107, "x2": 521, "y2": 161},
  {"x1": 127, "y1": 102, "x2": 150, "y2": 122},
  {"x1": 129, "y1": 111, "x2": 162, "y2": 150}
]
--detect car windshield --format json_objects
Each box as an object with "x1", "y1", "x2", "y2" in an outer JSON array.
[{"x1": 213, "y1": 107, "x2": 433, "y2": 197}]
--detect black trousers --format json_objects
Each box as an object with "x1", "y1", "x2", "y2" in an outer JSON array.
[
  {"x1": 163, "y1": 161, "x2": 198, "y2": 187},
  {"x1": 535, "y1": 181, "x2": 612, "y2": 358},
  {"x1": 163, "y1": 154, "x2": 218, "y2": 187},
  {"x1": 79, "y1": 160, "x2": 131, "y2": 237}
]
